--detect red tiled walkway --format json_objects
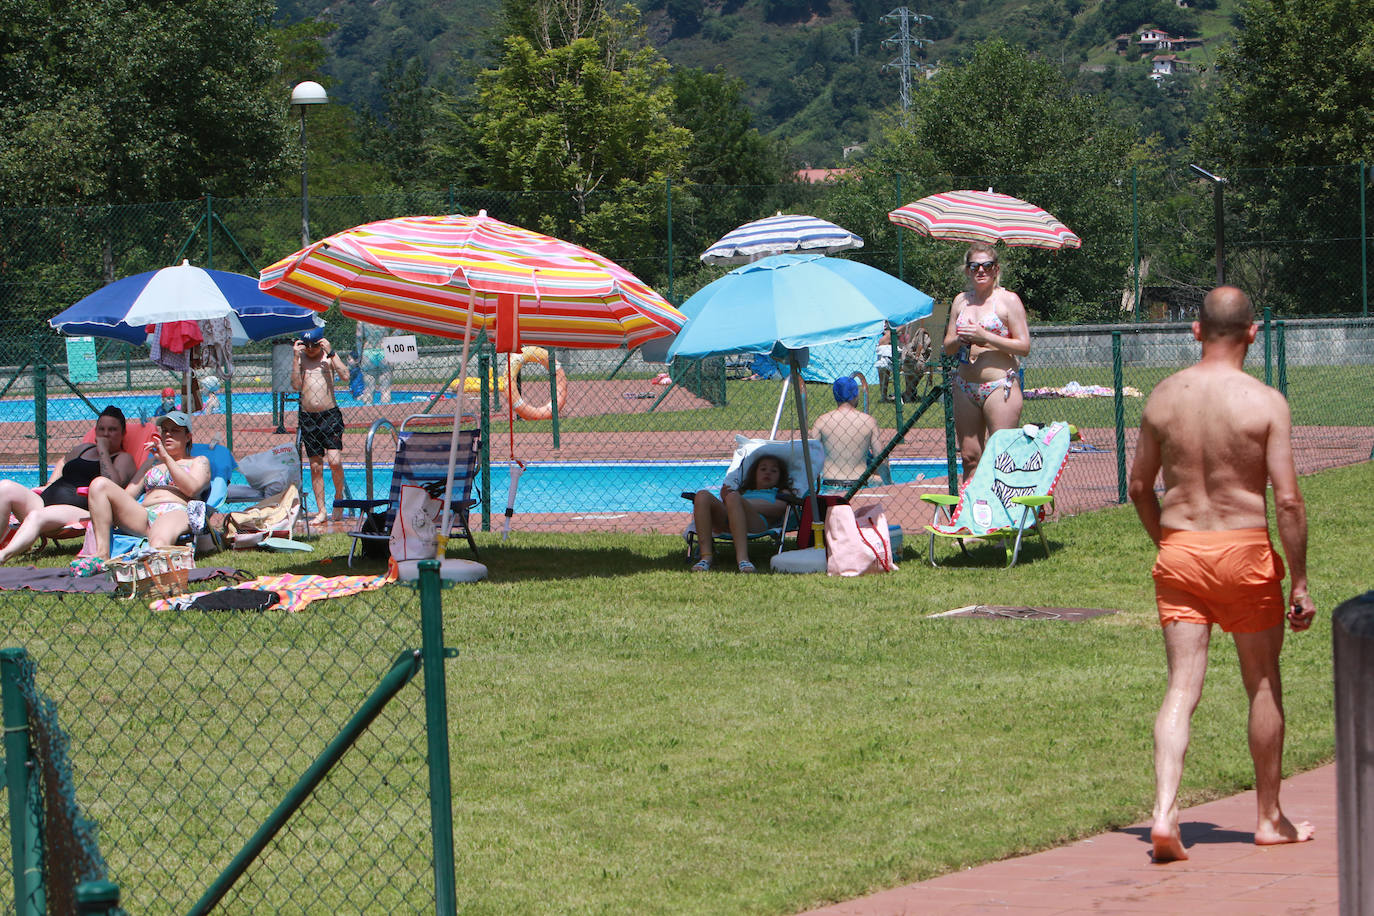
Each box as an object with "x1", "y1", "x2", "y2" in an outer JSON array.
[{"x1": 799, "y1": 764, "x2": 1337, "y2": 915}]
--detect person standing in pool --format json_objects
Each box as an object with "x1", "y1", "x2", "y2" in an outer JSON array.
[
  {"x1": 292, "y1": 327, "x2": 349, "y2": 525},
  {"x1": 356, "y1": 320, "x2": 393, "y2": 405}
]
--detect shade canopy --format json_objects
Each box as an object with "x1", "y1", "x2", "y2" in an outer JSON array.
[
  {"x1": 700, "y1": 213, "x2": 863, "y2": 265},
  {"x1": 51, "y1": 262, "x2": 322, "y2": 345},
  {"x1": 668, "y1": 254, "x2": 933, "y2": 360},
  {"x1": 259, "y1": 212, "x2": 685, "y2": 351},
  {"x1": 888, "y1": 190, "x2": 1081, "y2": 250}
]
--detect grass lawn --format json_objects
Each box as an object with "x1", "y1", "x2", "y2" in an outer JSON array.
[{"x1": 0, "y1": 460, "x2": 1367, "y2": 914}]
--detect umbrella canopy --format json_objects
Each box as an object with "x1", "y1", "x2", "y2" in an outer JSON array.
[
  {"x1": 887, "y1": 190, "x2": 1081, "y2": 250},
  {"x1": 668, "y1": 254, "x2": 934, "y2": 526},
  {"x1": 700, "y1": 213, "x2": 863, "y2": 265},
  {"x1": 51, "y1": 262, "x2": 321, "y2": 345},
  {"x1": 259, "y1": 211, "x2": 685, "y2": 351},
  {"x1": 668, "y1": 254, "x2": 933, "y2": 360}
]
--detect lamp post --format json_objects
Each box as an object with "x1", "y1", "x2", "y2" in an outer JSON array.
[
  {"x1": 291, "y1": 81, "x2": 329, "y2": 248},
  {"x1": 1190, "y1": 164, "x2": 1226, "y2": 286}
]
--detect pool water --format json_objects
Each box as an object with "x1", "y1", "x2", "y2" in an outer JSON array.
[
  {"x1": 7, "y1": 390, "x2": 436, "y2": 424},
  {"x1": 3, "y1": 459, "x2": 951, "y2": 515}
]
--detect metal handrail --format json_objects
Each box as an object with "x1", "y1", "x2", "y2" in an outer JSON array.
[{"x1": 362, "y1": 418, "x2": 398, "y2": 504}]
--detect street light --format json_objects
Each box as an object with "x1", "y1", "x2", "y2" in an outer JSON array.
[
  {"x1": 1190, "y1": 163, "x2": 1226, "y2": 286},
  {"x1": 291, "y1": 80, "x2": 329, "y2": 248}
]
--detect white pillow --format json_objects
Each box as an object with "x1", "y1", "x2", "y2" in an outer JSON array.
[{"x1": 722, "y1": 435, "x2": 826, "y2": 492}]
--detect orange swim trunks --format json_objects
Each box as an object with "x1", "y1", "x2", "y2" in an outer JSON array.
[{"x1": 1152, "y1": 527, "x2": 1286, "y2": 633}]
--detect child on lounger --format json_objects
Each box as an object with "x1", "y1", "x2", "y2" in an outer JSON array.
[{"x1": 690, "y1": 453, "x2": 795, "y2": 574}]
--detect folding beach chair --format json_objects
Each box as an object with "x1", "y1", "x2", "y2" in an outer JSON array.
[
  {"x1": 921, "y1": 422, "x2": 1073, "y2": 568},
  {"x1": 337, "y1": 418, "x2": 482, "y2": 566},
  {"x1": 682, "y1": 436, "x2": 825, "y2": 561}
]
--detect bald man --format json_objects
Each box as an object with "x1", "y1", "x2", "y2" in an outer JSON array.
[{"x1": 1128, "y1": 285, "x2": 1316, "y2": 863}]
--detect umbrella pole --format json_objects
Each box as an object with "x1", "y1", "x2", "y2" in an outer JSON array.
[
  {"x1": 437, "y1": 302, "x2": 477, "y2": 558},
  {"x1": 787, "y1": 350, "x2": 822, "y2": 546},
  {"x1": 768, "y1": 378, "x2": 789, "y2": 440}
]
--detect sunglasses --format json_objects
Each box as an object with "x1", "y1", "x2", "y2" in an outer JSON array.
[{"x1": 966, "y1": 260, "x2": 998, "y2": 272}]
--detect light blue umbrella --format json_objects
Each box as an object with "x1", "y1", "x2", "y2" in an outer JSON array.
[{"x1": 668, "y1": 253, "x2": 934, "y2": 524}]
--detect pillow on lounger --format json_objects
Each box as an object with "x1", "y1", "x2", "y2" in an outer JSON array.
[{"x1": 721, "y1": 435, "x2": 826, "y2": 493}]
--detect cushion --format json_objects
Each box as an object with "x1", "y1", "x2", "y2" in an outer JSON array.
[
  {"x1": 721, "y1": 436, "x2": 826, "y2": 493},
  {"x1": 769, "y1": 547, "x2": 828, "y2": 574}
]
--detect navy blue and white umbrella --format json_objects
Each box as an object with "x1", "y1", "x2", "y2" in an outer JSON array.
[
  {"x1": 700, "y1": 213, "x2": 863, "y2": 265},
  {"x1": 51, "y1": 261, "x2": 322, "y2": 345}
]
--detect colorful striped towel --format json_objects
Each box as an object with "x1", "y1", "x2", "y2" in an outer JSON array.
[{"x1": 151, "y1": 570, "x2": 395, "y2": 612}]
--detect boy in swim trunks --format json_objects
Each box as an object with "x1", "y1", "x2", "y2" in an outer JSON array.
[
  {"x1": 1128, "y1": 285, "x2": 1316, "y2": 864},
  {"x1": 292, "y1": 327, "x2": 349, "y2": 525}
]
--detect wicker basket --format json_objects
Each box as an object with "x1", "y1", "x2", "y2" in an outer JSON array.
[{"x1": 107, "y1": 546, "x2": 195, "y2": 600}]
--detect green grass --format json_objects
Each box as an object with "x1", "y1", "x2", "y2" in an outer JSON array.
[{"x1": 1, "y1": 461, "x2": 1367, "y2": 913}]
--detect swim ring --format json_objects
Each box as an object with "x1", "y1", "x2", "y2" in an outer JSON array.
[{"x1": 508, "y1": 347, "x2": 568, "y2": 421}]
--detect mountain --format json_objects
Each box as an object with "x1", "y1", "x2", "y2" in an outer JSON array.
[{"x1": 278, "y1": 0, "x2": 1237, "y2": 168}]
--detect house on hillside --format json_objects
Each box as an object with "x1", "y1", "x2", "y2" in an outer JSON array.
[
  {"x1": 1137, "y1": 28, "x2": 1205, "y2": 55},
  {"x1": 1150, "y1": 54, "x2": 1181, "y2": 78}
]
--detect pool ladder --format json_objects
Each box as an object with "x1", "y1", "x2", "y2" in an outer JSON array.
[{"x1": 361, "y1": 417, "x2": 399, "y2": 505}]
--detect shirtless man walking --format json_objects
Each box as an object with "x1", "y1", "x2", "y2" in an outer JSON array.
[
  {"x1": 1128, "y1": 285, "x2": 1317, "y2": 863},
  {"x1": 292, "y1": 327, "x2": 349, "y2": 525}
]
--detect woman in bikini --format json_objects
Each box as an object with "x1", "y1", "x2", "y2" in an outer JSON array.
[
  {"x1": 942, "y1": 243, "x2": 1031, "y2": 483},
  {"x1": 0, "y1": 406, "x2": 138, "y2": 562},
  {"x1": 85, "y1": 411, "x2": 211, "y2": 562},
  {"x1": 690, "y1": 453, "x2": 795, "y2": 573}
]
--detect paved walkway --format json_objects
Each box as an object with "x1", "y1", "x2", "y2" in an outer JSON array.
[{"x1": 799, "y1": 764, "x2": 1337, "y2": 915}]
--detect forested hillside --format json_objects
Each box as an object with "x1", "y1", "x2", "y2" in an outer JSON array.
[{"x1": 277, "y1": 0, "x2": 1234, "y2": 166}]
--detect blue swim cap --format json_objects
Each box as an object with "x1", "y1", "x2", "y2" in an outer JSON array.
[{"x1": 832, "y1": 376, "x2": 860, "y2": 404}]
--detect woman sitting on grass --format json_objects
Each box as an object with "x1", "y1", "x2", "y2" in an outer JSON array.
[
  {"x1": 82, "y1": 411, "x2": 210, "y2": 568},
  {"x1": 690, "y1": 453, "x2": 795, "y2": 574},
  {"x1": 0, "y1": 406, "x2": 138, "y2": 563}
]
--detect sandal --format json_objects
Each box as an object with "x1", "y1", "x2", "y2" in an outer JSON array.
[
  {"x1": 737, "y1": 560, "x2": 757, "y2": 574},
  {"x1": 690, "y1": 557, "x2": 713, "y2": 572}
]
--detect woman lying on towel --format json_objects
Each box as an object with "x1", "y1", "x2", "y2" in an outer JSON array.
[
  {"x1": 0, "y1": 406, "x2": 138, "y2": 563},
  {"x1": 85, "y1": 411, "x2": 210, "y2": 564}
]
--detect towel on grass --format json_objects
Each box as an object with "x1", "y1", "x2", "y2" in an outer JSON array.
[
  {"x1": 150, "y1": 571, "x2": 396, "y2": 612},
  {"x1": 0, "y1": 566, "x2": 245, "y2": 595}
]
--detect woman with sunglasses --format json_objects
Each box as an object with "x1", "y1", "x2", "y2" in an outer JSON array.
[{"x1": 942, "y1": 243, "x2": 1031, "y2": 483}]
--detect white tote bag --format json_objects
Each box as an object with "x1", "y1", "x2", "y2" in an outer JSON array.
[{"x1": 389, "y1": 484, "x2": 442, "y2": 562}]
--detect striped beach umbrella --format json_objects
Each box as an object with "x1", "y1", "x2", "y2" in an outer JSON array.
[
  {"x1": 888, "y1": 190, "x2": 1081, "y2": 250},
  {"x1": 259, "y1": 211, "x2": 685, "y2": 351},
  {"x1": 700, "y1": 213, "x2": 863, "y2": 265}
]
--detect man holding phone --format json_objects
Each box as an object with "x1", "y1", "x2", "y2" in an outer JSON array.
[
  {"x1": 292, "y1": 327, "x2": 348, "y2": 525},
  {"x1": 1128, "y1": 285, "x2": 1316, "y2": 863}
]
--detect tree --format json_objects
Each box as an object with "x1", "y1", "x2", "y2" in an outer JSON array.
[
  {"x1": 474, "y1": 4, "x2": 688, "y2": 273},
  {"x1": 1192, "y1": 0, "x2": 1374, "y2": 313}
]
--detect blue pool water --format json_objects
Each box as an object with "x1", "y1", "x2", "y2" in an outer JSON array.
[
  {"x1": 3, "y1": 459, "x2": 951, "y2": 515},
  {"x1": 7, "y1": 390, "x2": 436, "y2": 424}
]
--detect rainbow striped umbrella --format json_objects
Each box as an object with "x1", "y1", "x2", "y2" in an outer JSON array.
[
  {"x1": 258, "y1": 211, "x2": 685, "y2": 351},
  {"x1": 888, "y1": 190, "x2": 1081, "y2": 250}
]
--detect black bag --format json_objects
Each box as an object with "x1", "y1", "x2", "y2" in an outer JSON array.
[
  {"x1": 189, "y1": 589, "x2": 279, "y2": 612},
  {"x1": 358, "y1": 511, "x2": 391, "y2": 559}
]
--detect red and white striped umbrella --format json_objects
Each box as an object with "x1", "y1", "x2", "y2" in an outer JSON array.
[
  {"x1": 259, "y1": 211, "x2": 684, "y2": 351},
  {"x1": 888, "y1": 190, "x2": 1081, "y2": 250}
]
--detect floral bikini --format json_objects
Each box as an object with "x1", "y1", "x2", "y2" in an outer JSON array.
[{"x1": 954, "y1": 307, "x2": 1020, "y2": 406}]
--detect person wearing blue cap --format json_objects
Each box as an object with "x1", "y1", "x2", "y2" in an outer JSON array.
[
  {"x1": 292, "y1": 327, "x2": 349, "y2": 525},
  {"x1": 812, "y1": 376, "x2": 885, "y2": 487}
]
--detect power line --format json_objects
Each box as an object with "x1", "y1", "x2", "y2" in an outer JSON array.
[{"x1": 881, "y1": 7, "x2": 933, "y2": 126}]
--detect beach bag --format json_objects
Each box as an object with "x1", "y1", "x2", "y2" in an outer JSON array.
[
  {"x1": 825, "y1": 502, "x2": 897, "y2": 576},
  {"x1": 390, "y1": 484, "x2": 441, "y2": 562},
  {"x1": 238, "y1": 443, "x2": 300, "y2": 496},
  {"x1": 225, "y1": 485, "x2": 299, "y2": 548}
]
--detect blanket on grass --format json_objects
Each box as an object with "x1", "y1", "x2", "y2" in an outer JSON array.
[
  {"x1": 150, "y1": 571, "x2": 396, "y2": 612},
  {"x1": 0, "y1": 565, "x2": 245, "y2": 595}
]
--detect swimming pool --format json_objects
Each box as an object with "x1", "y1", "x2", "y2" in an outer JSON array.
[
  {"x1": 3, "y1": 390, "x2": 437, "y2": 424},
  {"x1": 2, "y1": 459, "x2": 952, "y2": 515}
]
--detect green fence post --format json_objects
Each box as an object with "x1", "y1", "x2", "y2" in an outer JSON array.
[
  {"x1": 34, "y1": 360, "x2": 48, "y2": 478},
  {"x1": 1132, "y1": 166, "x2": 1141, "y2": 321},
  {"x1": 1, "y1": 648, "x2": 43, "y2": 916},
  {"x1": 478, "y1": 347, "x2": 492, "y2": 532},
  {"x1": 224, "y1": 377, "x2": 234, "y2": 453},
  {"x1": 941, "y1": 353, "x2": 957, "y2": 495},
  {"x1": 1360, "y1": 161, "x2": 1368, "y2": 318},
  {"x1": 1113, "y1": 331, "x2": 1127, "y2": 504},
  {"x1": 1276, "y1": 320, "x2": 1287, "y2": 396},
  {"x1": 418, "y1": 560, "x2": 459, "y2": 916},
  {"x1": 1263, "y1": 306, "x2": 1273, "y2": 385},
  {"x1": 548, "y1": 348, "x2": 561, "y2": 450},
  {"x1": 205, "y1": 195, "x2": 214, "y2": 268},
  {"x1": 124, "y1": 346, "x2": 132, "y2": 390},
  {"x1": 75, "y1": 880, "x2": 120, "y2": 915},
  {"x1": 895, "y1": 175, "x2": 905, "y2": 283}
]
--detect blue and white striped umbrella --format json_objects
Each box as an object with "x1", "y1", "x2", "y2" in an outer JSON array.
[{"x1": 700, "y1": 213, "x2": 863, "y2": 265}]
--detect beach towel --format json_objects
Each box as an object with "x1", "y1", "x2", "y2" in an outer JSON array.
[
  {"x1": 150, "y1": 570, "x2": 396, "y2": 612},
  {"x1": 0, "y1": 565, "x2": 245, "y2": 595}
]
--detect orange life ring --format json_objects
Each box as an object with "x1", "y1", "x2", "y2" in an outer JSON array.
[{"x1": 508, "y1": 346, "x2": 568, "y2": 421}]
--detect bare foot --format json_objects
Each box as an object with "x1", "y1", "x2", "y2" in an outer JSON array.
[
  {"x1": 309, "y1": 512, "x2": 327, "y2": 527},
  {"x1": 331, "y1": 508, "x2": 344, "y2": 522},
  {"x1": 1150, "y1": 819, "x2": 1188, "y2": 863},
  {"x1": 1255, "y1": 815, "x2": 1315, "y2": 846}
]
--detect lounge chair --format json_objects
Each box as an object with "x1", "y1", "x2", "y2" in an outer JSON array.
[
  {"x1": 921, "y1": 422, "x2": 1073, "y2": 568},
  {"x1": 336, "y1": 417, "x2": 482, "y2": 567},
  {"x1": 682, "y1": 436, "x2": 825, "y2": 561}
]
